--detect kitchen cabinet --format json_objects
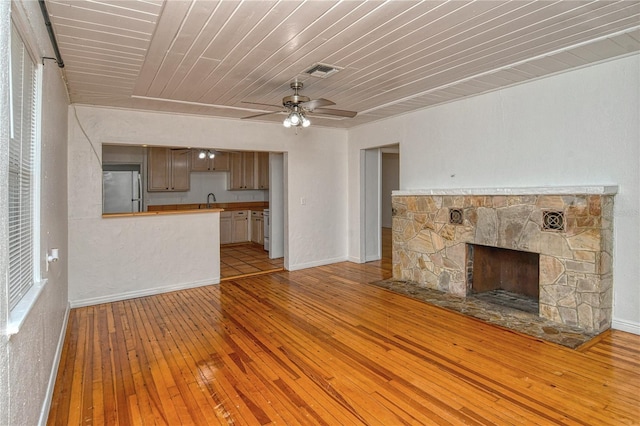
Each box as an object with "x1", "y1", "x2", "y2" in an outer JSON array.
[
  {"x1": 255, "y1": 152, "x2": 269, "y2": 190},
  {"x1": 251, "y1": 211, "x2": 264, "y2": 244},
  {"x1": 232, "y1": 210, "x2": 249, "y2": 242},
  {"x1": 191, "y1": 150, "x2": 229, "y2": 172},
  {"x1": 147, "y1": 147, "x2": 190, "y2": 191},
  {"x1": 220, "y1": 211, "x2": 232, "y2": 244},
  {"x1": 228, "y1": 152, "x2": 255, "y2": 190},
  {"x1": 220, "y1": 210, "x2": 250, "y2": 244}
]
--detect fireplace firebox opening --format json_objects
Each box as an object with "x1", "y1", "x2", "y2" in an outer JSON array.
[{"x1": 466, "y1": 244, "x2": 540, "y2": 314}]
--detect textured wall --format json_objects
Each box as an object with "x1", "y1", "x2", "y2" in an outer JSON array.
[
  {"x1": 70, "y1": 212, "x2": 220, "y2": 305},
  {"x1": 1, "y1": 1, "x2": 70, "y2": 424},
  {"x1": 67, "y1": 105, "x2": 349, "y2": 304}
]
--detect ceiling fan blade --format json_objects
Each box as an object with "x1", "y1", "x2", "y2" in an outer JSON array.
[
  {"x1": 242, "y1": 111, "x2": 283, "y2": 119},
  {"x1": 302, "y1": 98, "x2": 335, "y2": 110},
  {"x1": 309, "y1": 107, "x2": 357, "y2": 118},
  {"x1": 242, "y1": 101, "x2": 283, "y2": 109}
]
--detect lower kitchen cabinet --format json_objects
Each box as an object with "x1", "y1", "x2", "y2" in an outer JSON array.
[
  {"x1": 251, "y1": 211, "x2": 264, "y2": 244},
  {"x1": 220, "y1": 210, "x2": 264, "y2": 245},
  {"x1": 220, "y1": 212, "x2": 232, "y2": 244},
  {"x1": 220, "y1": 211, "x2": 249, "y2": 243},
  {"x1": 232, "y1": 210, "x2": 249, "y2": 242}
]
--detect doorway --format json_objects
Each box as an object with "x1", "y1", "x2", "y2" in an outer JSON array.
[
  {"x1": 220, "y1": 152, "x2": 287, "y2": 281},
  {"x1": 361, "y1": 144, "x2": 399, "y2": 271}
]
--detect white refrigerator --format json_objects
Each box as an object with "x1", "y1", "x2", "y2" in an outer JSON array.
[{"x1": 102, "y1": 170, "x2": 142, "y2": 213}]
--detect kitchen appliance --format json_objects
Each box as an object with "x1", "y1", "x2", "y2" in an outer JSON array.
[
  {"x1": 102, "y1": 167, "x2": 142, "y2": 213},
  {"x1": 263, "y1": 209, "x2": 270, "y2": 252}
]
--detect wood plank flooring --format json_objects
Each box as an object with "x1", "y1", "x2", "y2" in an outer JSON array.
[{"x1": 48, "y1": 260, "x2": 640, "y2": 425}]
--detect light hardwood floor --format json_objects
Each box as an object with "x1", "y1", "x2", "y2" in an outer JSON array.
[{"x1": 47, "y1": 258, "x2": 639, "y2": 425}]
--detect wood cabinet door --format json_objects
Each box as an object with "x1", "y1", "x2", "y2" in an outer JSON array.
[
  {"x1": 242, "y1": 152, "x2": 256, "y2": 189},
  {"x1": 220, "y1": 214, "x2": 232, "y2": 244},
  {"x1": 190, "y1": 149, "x2": 210, "y2": 171},
  {"x1": 192, "y1": 150, "x2": 229, "y2": 172},
  {"x1": 228, "y1": 152, "x2": 244, "y2": 189},
  {"x1": 212, "y1": 151, "x2": 229, "y2": 171},
  {"x1": 232, "y1": 211, "x2": 249, "y2": 242},
  {"x1": 171, "y1": 149, "x2": 191, "y2": 191},
  {"x1": 251, "y1": 217, "x2": 261, "y2": 243},
  {"x1": 148, "y1": 147, "x2": 171, "y2": 191},
  {"x1": 256, "y1": 152, "x2": 269, "y2": 189}
]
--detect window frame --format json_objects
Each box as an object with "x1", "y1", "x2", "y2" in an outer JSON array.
[{"x1": 6, "y1": 13, "x2": 44, "y2": 336}]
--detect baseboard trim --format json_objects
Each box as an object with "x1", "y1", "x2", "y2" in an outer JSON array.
[
  {"x1": 38, "y1": 301, "x2": 71, "y2": 426},
  {"x1": 70, "y1": 277, "x2": 221, "y2": 308},
  {"x1": 347, "y1": 256, "x2": 365, "y2": 264},
  {"x1": 287, "y1": 256, "x2": 349, "y2": 271},
  {"x1": 612, "y1": 318, "x2": 640, "y2": 335}
]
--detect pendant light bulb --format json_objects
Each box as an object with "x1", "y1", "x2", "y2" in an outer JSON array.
[
  {"x1": 290, "y1": 112, "x2": 300, "y2": 125},
  {"x1": 208, "y1": 150, "x2": 215, "y2": 159},
  {"x1": 198, "y1": 150, "x2": 206, "y2": 159},
  {"x1": 283, "y1": 117, "x2": 292, "y2": 128},
  {"x1": 301, "y1": 116, "x2": 311, "y2": 127}
]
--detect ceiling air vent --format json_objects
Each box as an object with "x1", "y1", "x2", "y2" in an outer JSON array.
[{"x1": 304, "y1": 63, "x2": 341, "y2": 78}]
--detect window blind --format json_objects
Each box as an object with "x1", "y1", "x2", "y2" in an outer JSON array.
[{"x1": 8, "y1": 23, "x2": 37, "y2": 310}]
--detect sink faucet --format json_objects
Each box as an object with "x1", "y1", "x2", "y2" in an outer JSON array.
[{"x1": 207, "y1": 193, "x2": 216, "y2": 208}]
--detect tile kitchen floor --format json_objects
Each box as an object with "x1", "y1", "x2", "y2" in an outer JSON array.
[{"x1": 220, "y1": 243, "x2": 284, "y2": 280}]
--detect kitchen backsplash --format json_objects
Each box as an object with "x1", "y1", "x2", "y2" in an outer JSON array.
[{"x1": 145, "y1": 172, "x2": 268, "y2": 207}]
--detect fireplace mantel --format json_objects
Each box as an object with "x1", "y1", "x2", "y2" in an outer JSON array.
[{"x1": 393, "y1": 185, "x2": 618, "y2": 197}]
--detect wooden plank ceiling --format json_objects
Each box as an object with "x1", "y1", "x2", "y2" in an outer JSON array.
[{"x1": 45, "y1": 0, "x2": 640, "y2": 128}]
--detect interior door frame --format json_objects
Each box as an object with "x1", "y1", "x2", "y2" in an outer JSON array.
[
  {"x1": 360, "y1": 148, "x2": 382, "y2": 262},
  {"x1": 359, "y1": 144, "x2": 400, "y2": 264}
]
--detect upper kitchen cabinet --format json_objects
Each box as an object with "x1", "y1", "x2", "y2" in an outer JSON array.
[
  {"x1": 147, "y1": 147, "x2": 191, "y2": 191},
  {"x1": 256, "y1": 152, "x2": 269, "y2": 190},
  {"x1": 191, "y1": 149, "x2": 229, "y2": 172},
  {"x1": 228, "y1": 152, "x2": 256, "y2": 190},
  {"x1": 228, "y1": 151, "x2": 270, "y2": 190}
]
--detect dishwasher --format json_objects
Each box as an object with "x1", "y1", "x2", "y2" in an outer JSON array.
[{"x1": 263, "y1": 209, "x2": 270, "y2": 252}]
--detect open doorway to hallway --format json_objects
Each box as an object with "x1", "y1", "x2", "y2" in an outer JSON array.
[{"x1": 361, "y1": 144, "x2": 399, "y2": 273}]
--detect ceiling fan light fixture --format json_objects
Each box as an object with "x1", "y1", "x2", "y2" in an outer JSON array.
[
  {"x1": 199, "y1": 149, "x2": 216, "y2": 158},
  {"x1": 283, "y1": 117, "x2": 292, "y2": 128},
  {"x1": 289, "y1": 112, "x2": 300, "y2": 125},
  {"x1": 302, "y1": 116, "x2": 310, "y2": 127}
]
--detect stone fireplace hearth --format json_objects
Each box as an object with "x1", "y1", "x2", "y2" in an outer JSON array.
[{"x1": 392, "y1": 186, "x2": 616, "y2": 333}]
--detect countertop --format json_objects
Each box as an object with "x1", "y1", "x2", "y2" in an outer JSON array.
[
  {"x1": 146, "y1": 201, "x2": 268, "y2": 212},
  {"x1": 103, "y1": 208, "x2": 223, "y2": 218}
]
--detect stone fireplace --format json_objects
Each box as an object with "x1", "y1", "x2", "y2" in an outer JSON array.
[{"x1": 391, "y1": 187, "x2": 616, "y2": 333}]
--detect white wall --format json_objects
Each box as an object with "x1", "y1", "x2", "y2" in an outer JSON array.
[
  {"x1": 69, "y1": 212, "x2": 220, "y2": 306},
  {"x1": 348, "y1": 54, "x2": 640, "y2": 334},
  {"x1": 68, "y1": 105, "x2": 349, "y2": 303},
  {"x1": 0, "y1": 2, "x2": 69, "y2": 424}
]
